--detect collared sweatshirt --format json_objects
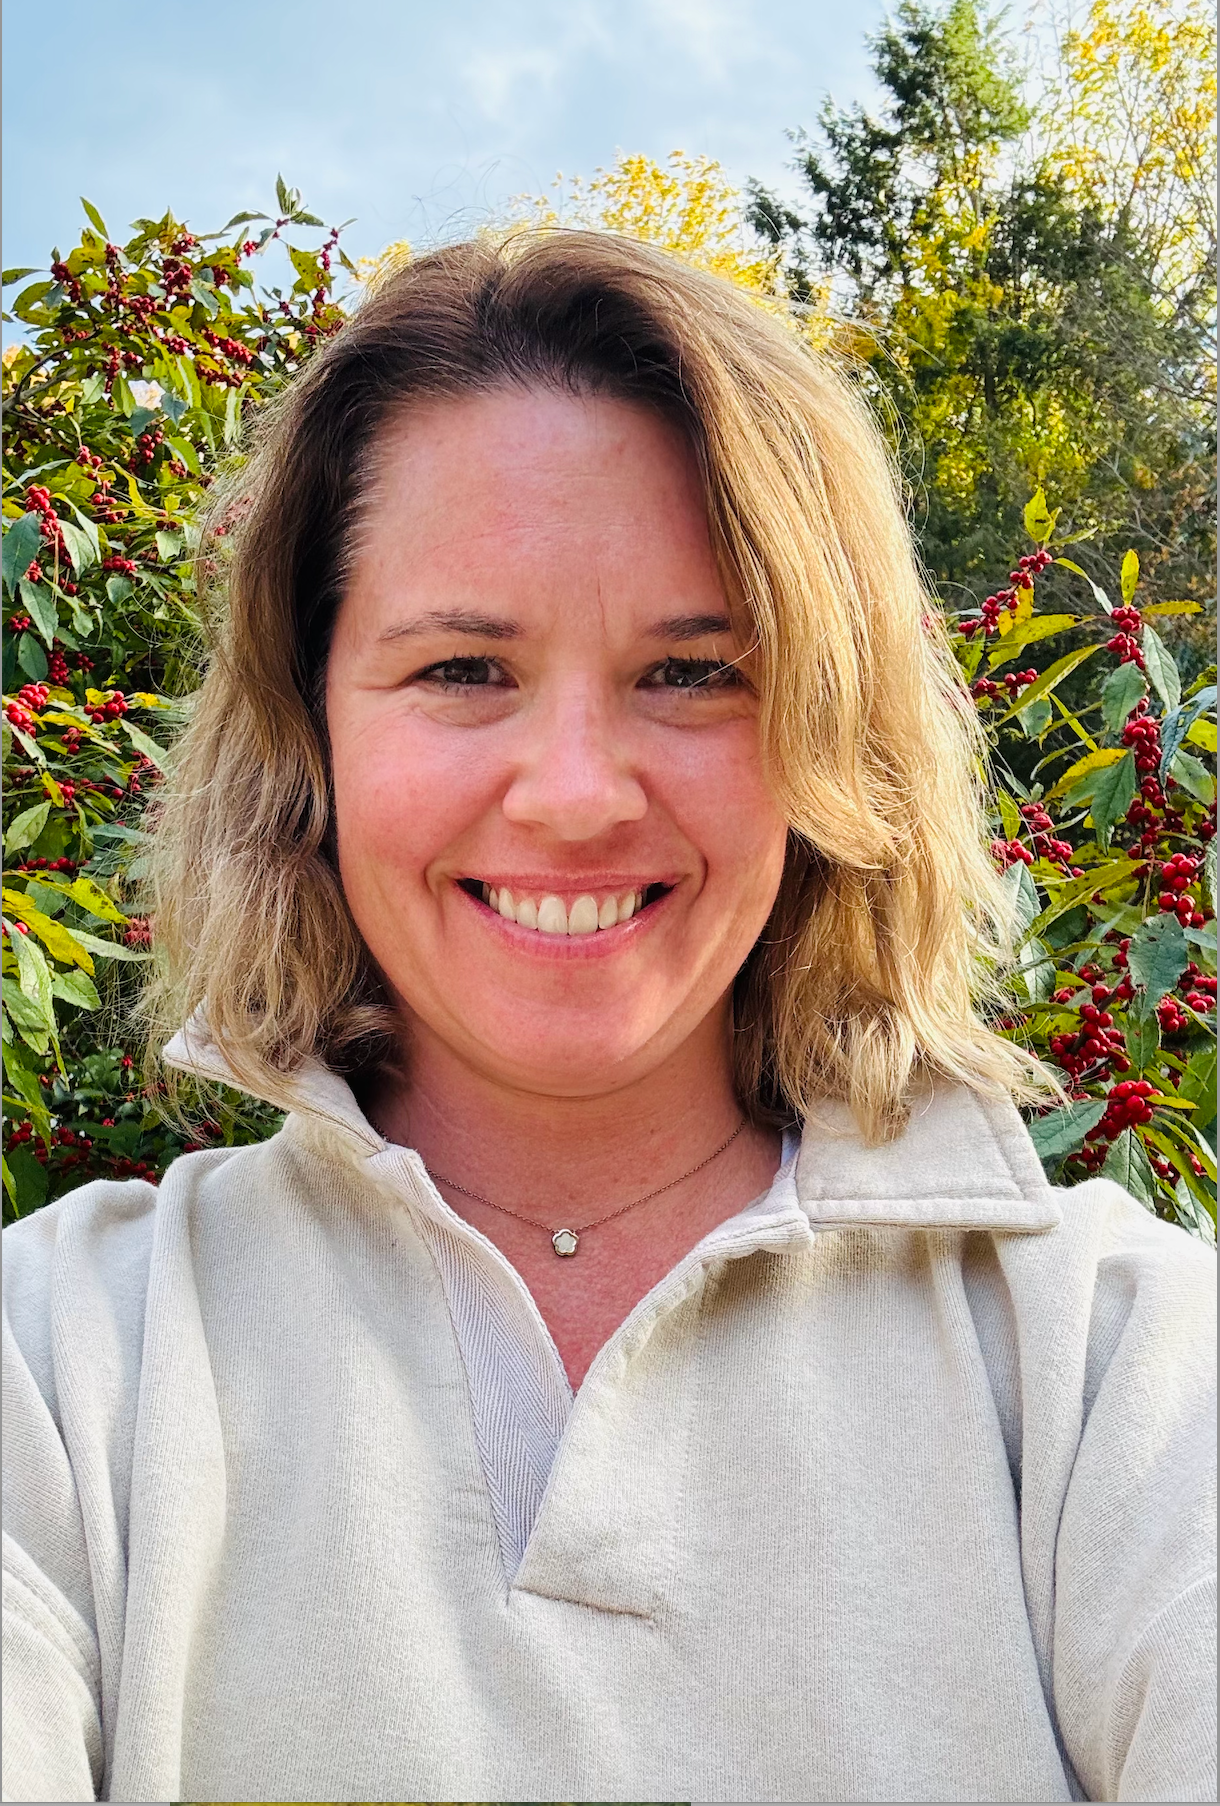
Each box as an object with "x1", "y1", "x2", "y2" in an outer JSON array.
[{"x1": 2, "y1": 1045, "x2": 1215, "y2": 1805}]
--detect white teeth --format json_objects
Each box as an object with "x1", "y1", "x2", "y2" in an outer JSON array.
[
  {"x1": 477, "y1": 884, "x2": 651, "y2": 932},
  {"x1": 537, "y1": 895, "x2": 569, "y2": 935},
  {"x1": 568, "y1": 894, "x2": 599, "y2": 935}
]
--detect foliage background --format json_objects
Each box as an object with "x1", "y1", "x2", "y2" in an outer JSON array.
[{"x1": 3, "y1": 0, "x2": 1215, "y2": 1236}]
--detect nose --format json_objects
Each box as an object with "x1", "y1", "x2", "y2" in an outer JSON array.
[{"x1": 500, "y1": 678, "x2": 648, "y2": 840}]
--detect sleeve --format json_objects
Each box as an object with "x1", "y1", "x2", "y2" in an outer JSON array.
[
  {"x1": 3, "y1": 1533, "x2": 103, "y2": 1803},
  {"x1": 2, "y1": 1184, "x2": 154, "y2": 1806},
  {"x1": 1051, "y1": 1190, "x2": 1217, "y2": 1804}
]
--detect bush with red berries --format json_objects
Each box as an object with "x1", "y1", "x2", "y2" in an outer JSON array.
[
  {"x1": 3, "y1": 181, "x2": 350, "y2": 1220},
  {"x1": 950, "y1": 498, "x2": 1216, "y2": 1240}
]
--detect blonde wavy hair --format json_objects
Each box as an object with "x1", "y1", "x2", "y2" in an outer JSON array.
[{"x1": 145, "y1": 229, "x2": 1045, "y2": 1140}]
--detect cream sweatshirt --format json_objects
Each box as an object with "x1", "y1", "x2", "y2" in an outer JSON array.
[{"x1": 2, "y1": 1054, "x2": 1215, "y2": 1805}]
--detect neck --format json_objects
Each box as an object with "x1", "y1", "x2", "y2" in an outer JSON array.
[{"x1": 366, "y1": 1005, "x2": 747, "y2": 1215}]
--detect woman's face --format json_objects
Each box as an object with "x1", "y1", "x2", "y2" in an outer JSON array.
[{"x1": 326, "y1": 387, "x2": 789, "y2": 1101}]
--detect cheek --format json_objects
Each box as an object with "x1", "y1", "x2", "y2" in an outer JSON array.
[
  {"x1": 656, "y1": 723, "x2": 788, "y2": 900},
  {"x1": 328, "y1": 712, "x2": 496, "y2": 892}
]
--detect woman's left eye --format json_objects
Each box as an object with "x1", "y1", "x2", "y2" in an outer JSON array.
[{"x1": 642, "y1": 657, "x2": 742, "y2": 693}]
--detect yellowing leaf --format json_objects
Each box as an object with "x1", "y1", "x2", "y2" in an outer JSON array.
[
  {"x1": 1023, "y1": 487, "x2": 1059, "y2": 544},
  {"x1": 1143, "y1": 600, "x2": 1203, "y2": 616},
  {"x1": 992, "y1": 644, "x2": 1101, "y2": 726},
  {"x1": 1, "y1": 890, "x2": 95, "y2": 972},
  {"x1": 1045, "y1": 746, "x2": 1127, "y2": 800},
  {"x1": 1120, "y1": 548, "x2": 1139, "y2": 603},
  {"x1": 987, "y1": 615, "x2": 1079, "y2": 669}
]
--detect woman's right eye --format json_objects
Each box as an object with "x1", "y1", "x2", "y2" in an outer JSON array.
[{"x1": 415, "y1": 656, "x2": 511, "y2": 690}]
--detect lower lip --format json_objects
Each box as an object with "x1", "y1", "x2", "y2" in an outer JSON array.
[{"x1": 453, "y1": 883, "x2": 673, "y2": 958}]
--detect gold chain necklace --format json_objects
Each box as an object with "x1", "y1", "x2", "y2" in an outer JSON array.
[{"x1": 429, "y1": 1119, "x2": 748, "y2": 1258}]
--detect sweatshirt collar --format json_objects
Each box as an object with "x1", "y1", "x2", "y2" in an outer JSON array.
[{"x1": 162, "y1": 1018, "x2": 1060, "y2": 1235}]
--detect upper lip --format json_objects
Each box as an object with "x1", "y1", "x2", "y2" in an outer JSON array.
[{"x1": 460, "y1": 874, "x2": 677, "y2": 892}]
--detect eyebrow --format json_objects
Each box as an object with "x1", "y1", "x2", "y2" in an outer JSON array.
[
  {"x1": 374, "y1": 607, "x2": 735, "y2": 645},
  {"x1": 376, "y1": 609, "x2": 521, "y2": 644}
]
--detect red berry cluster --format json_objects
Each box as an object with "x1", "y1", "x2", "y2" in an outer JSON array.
[
  {"x1": 101, "y1": 554, "x2": 138, "y2": 578},
  {"x1": 25, "y1": 485, "x2": 69, "y2": 566},
  {"x1": 1098, "y1": 1079, "x2": 1157, "y2": 1133},
  {"x1": 46, "y1": 647, "x2": 70, "y2": 685},
  {"x1": 1048, "y1": 989, "x2": 1130, "y2": 1081},
  {"x1": 960, "y1": 551, "x2": 1053, "y2": 637},
  {"x1": 1156, "y1": 853, "x2": 1207, "y2": 928},
  {"x1": 85, "y1": 690, "x2": 128, "y2": 724},
  {"x1": 201, "y1": 327, "x2": 254, "y2": 367},
  {"x1": 8, "y1": 613, "x2": 32, "y2": 633},
  {"x1": 972, "y1": 667, "x2": 1038, "y2": 703},
  {"x1": 49, "y1": 260, "x2": 85, "y2": 304},
  {"x1": 1156, "y1": 996, "x2": 1190, "y2": 1035},
  {"x1": 90, "y1": 478, "x2": 124, "y2": 524},
  {"x1": 991, "y1": 837, "x2": 1033, "y2": 871},
  {"x1": 1020, "y1": 800, "x2": 1077, "y2": 870},
  {"x1": 1106, "y1": 606, "x2": 1145, "y2": 667},
  {"x1": 1122, "y1": 707, "x2": 1160, "y2": 773},
  {"x1": 16, "y1": 855, "x2": 78, "y2": 875},
  {"x1": 124, "y1": 915, "x2": 153, "y2": 949},
  {"x1": 130, "y1": 427, "x2": 165, "y2": 471},
  {"x1": 1181, "y1": 964, "x2": 1217, "y2": 1012},
  {"x1": 5, "y1": 682, "x2": 49, "y2": 733}
]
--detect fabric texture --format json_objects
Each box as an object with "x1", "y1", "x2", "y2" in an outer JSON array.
[{"x1": 2, "y1": 1036, "x2": 1215, "y2": 1805}]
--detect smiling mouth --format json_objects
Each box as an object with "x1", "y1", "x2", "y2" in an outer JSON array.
[{"x1": 457, "y1": 879, "x2": 672, "y2": 935}]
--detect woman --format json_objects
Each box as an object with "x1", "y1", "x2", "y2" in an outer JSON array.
[{"x1": 3, "y1": 233, "x2": 1214, "y2": 1805}]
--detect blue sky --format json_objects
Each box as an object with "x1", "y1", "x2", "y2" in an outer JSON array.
[{"x1": 3, "y1": 0, "x2": 887, "y2": 281}]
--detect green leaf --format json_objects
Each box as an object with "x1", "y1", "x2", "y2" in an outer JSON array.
[
  {"x1": 1089, "y1": 751, "x2": 1137, "y2": 849},
  {"x1": 106, "y1": 576, "x2": 133, "y2": 606},
  {"x1": 1102, "y1": 1128, "x2": 1157, "y2": 1207},
  {"x1": 1179, "y1": 1046, "x2": 1217, "y2": 1130},
  {"x1": 1002, "y1": 859, "x2": 1040, "y2": 939},
  {"x1": 1120, "y1": 549, "x2": 1139, "y2": 605},
  {"x1": 4, "y1": 920, "x2": 53, "y2": 1019},
  {"x1": 1029, "y1": 857, "x2": 1141, "y2": 938},
  {"x1": 189, "y1": 279, "x2": 220, "y2": 318},
  {"x1": 17, "y1": 634, "x2": 48, "y2": 682},
  {"x1": 1127, "y1": 914, "x2": 1189, "y2": 1013},
  {"x1": 2, "y1": 267, "x2": 38, "y2": 285},
  {"x1": 1100, "y1": 661, "x2": 1147, "y2": 732},
  {"x1": 1169, "y1": 751, "x2": 1216, "y2": 805},
  {"x1": 66, "y1": 927, "x2": 149, "y2": 963},
  {"x1": 1017, "y1": 696, "x2": 1053, "y2": 739},
  {"x1": 1023, "y1": 488, "x2": 1058, "y2": 544},
  {"x1": 18, "y1": 576, "x2": 57, "y2": 646},
  {"x1": 57, "y1": 519, "x2": 97, "y2": 577},
  {"x1": 80, "y1": 197, "x2": 109, "y2": 237},
  {"x1": 276, "y1": 173, "x2": 292, "y2": 213},
  {"x1": 5, "y1": 1144, "x2": 47, "y2": 1215},
  {"x1": 50, "y1": 968, "x2": 101, "y2": 1011},
  {"x1": 65, "y1": 505, "x2": 101, "y2": 563},
  {"x1": 1055, "y1": 558, "x2": 1111, "y2": 614},
  {"x1": 997, "y1": 789, "x2": 1022, "y2": 841},
  {"x1": 1159, "y1": 686, "x2": 1216, "y2": 782},
  {"x1": 1141, "y1": 625, "x2": 1181, "y2": 712},
  {"x1": 120, "y1": 717, "x2": 172, "y2": 773},
  {"x1": 1027, "y1": 1098, "x2": 1107, "y2": 1163},
  {"x1": 4, "y1": 801, "x2": 50, "y2": 856},
  {"x1": 1205, "y1": 843, "x2": 1217, "y2": 914},
  {"x1": 2, "y1": 514, "x2": 43, "y2": 598},
  {"x1": 992, "y1": 645, "x2": 1100, "y2": 726},
  {"x1": 1124, "y1": 1012, "x2": 1159, "y2": 1074}
]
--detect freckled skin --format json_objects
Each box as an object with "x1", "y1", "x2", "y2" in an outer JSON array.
[{"x1": 326, "y1": 389, "x2": 789, "y2": 1384}]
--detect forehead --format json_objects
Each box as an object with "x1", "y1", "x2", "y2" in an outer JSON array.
[{"x1": 355, "y1": 386, "x2": 716, "y2": 586}]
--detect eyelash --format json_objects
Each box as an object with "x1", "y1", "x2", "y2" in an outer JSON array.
[{"x1": 415, "y1": 656, "x2": 742, "y2": 694}]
